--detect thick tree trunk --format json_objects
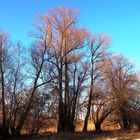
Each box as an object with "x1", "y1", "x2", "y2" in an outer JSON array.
[
  {"x1": 95, "y1": 123, "x2": 101, "y2": 132},
  {"x1": 1, "y1": 127, "x2": 10, "y2": 138},
  {"x1": 58, "y1": 65, "x2": 66, "y2": 132},
  {"x1": 58, "y1": 101, "x2": 65, "y2": 132},
  {"x1": 122, "y1": 118, "x2": 131, "y2": 130},
  {"x1": 0, "y1": 35, "x2": 10, "y2": 137},
  {"x1": 58, "y1": 60, "x2": 75, "y2": 132},
  {"x1": 120, "y1": 107, "x2": 131, "y2": 130}
]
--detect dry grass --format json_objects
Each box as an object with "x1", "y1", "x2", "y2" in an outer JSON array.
[
  {"x1": 6, "y1": 131, "x2": 140, "y2": 140},
  {"x1": 6, "y1": 120, "x2": 139, "y2": 140}
]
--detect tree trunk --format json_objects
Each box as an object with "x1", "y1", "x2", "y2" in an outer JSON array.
[
  {"x1": 57, "y1": 65, "x2": 65, "y2": 132},
  {"x1": 122, "y1": 118, "x2": 130, "y2": 130},
  {"x1": 83, "y1": 50, "x2": 94, "y2": 132},
  {"x1": 82, "y1": 93, "x2": 92, "y2": 132},
  {"x1": 58, "y1": 101, "x2": 65, "y2": 132},
  {"x1": 0, "y1": 35, "x2": 10, "y2": 137},
  {"x1": 95, "y1": 123, "x2": 101, "y2": 132}
]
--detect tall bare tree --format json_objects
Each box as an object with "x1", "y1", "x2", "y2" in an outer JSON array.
[
  {"x1": 83, "y1": 34, "x2": 110, "y2": 132},
  {"x1": 35, "y1": 7, "x2": 89, "y2": 132}
]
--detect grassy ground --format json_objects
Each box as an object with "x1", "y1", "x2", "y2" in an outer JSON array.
[{"x1": 5, "y1": 131, "x2": 140, "y2": 140}]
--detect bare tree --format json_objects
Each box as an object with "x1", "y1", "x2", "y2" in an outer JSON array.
[
  {"x1": 0, "y1": 32, "x2": 13, "y2": 136},
  {"x1": 34, "y1": 7, "x2": 89, "y2": 132},
  {"x1": 13, "y1": 35, "x2": 53, "y2": 135},
  {"x1": 82, "y1": 34, "x2": 110, "y2": 132},
  {"x1": 90, "y1": 86, "x2": 113, "y2": 132},
  {"x1": 103, "y1": 54, "x2": 137, "y2": 130}
]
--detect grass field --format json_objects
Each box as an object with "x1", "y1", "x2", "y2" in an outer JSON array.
[{"x1": 7, "y1": 131, "x2": 140, "y2": 140}]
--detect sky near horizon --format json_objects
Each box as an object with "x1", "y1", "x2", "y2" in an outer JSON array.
[{"x1": 0, "y1": 0, "x2": 140, "y2": 70}]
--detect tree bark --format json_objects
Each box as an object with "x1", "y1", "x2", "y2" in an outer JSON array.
[
  {"x1": 95, "y1": 123, "x2": 101, "y2": 132},
  {"x1": 0, "y1": 35, "x2": 10, "y2": 137},
  {"x1": 57, "y1": 64, "x2": 65, "y2": 132},
  {"x1": 83, "y1": 93, "x2": 92, "y2": 132}
]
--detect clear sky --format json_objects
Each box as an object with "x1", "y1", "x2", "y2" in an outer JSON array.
[{"x1": 0, "y1": 0, "x2": 140, "y2": 70}]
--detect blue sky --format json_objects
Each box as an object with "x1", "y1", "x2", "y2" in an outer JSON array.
[{"x1": 0, "y1": 0, "x2": 140, "y2": 69}]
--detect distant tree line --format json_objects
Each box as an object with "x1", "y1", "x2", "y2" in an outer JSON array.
[{"x1": 0, "y1": 7, "x2": 140, "y2": 137}]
